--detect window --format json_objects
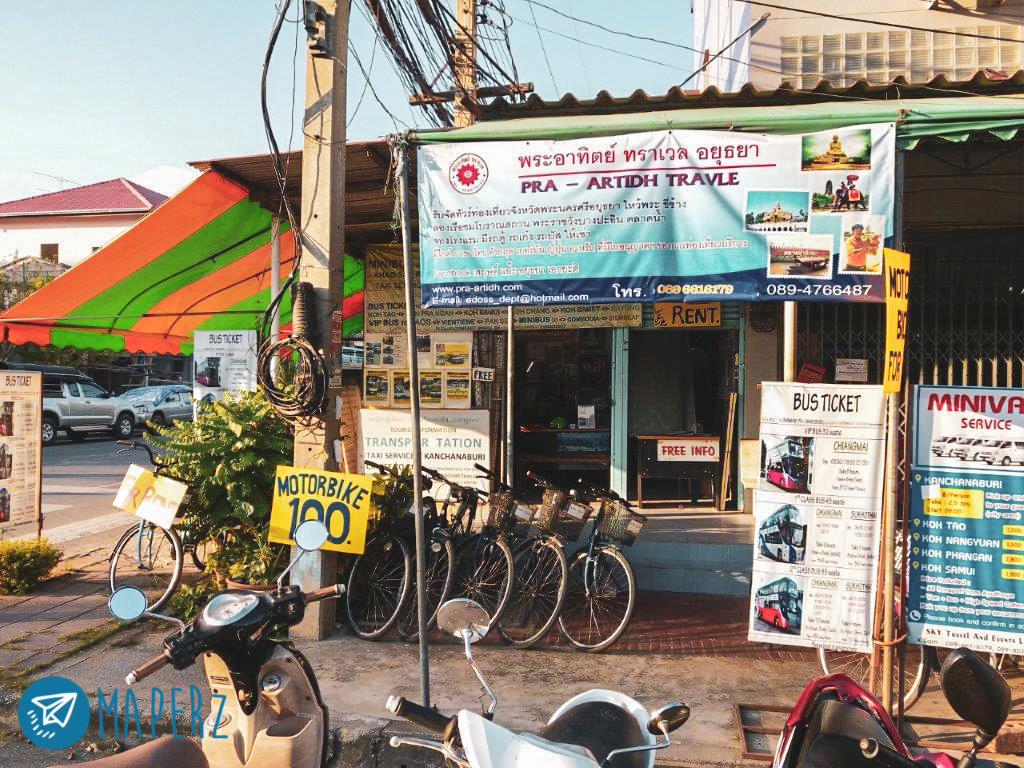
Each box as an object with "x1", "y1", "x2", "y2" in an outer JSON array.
[
  {"x1": 781, "y1": 23, "x2": 1023, "y2": 87},
  {"x1": 78, "y1": 382, "x2": 107, "y2": 398},
  {"x1": 63, "y1": 382, "x2": 80, "y2": 397},
  {"x1": 40, "y1": 243, "x2": 58, "y2": 263}
]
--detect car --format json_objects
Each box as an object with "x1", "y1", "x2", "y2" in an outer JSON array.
[
  {"x1": 931, "y1": 436, "x2": 959, "y2": 458},
  {"x1": 948, "y1": 437, "x2": 983, "y2": 460},
  {"x1": 120, "y1": 385, "x2": 193, "y2": 427},
  {"x1": 0, "y1": 363, "x2": 145, "y2": 445},
  {"x1": 978, "y1": 440, "x2": 1024, "y2": 466}
]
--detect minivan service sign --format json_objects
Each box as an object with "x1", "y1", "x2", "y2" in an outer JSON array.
[
  {"x1": 908, "y1": 385, "x2": 1024, "y2": 654},
  {"x1": 418, "y1": 125, "x2": 895, "y2": 306}
]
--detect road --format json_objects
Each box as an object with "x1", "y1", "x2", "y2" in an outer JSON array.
[{"x1": 7, "y1": 435, "x2": 143, "y2": 555}]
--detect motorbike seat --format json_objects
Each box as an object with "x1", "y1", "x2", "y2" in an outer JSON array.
[
  {"x1": 48, "y1": 736, "x2": 209, "y2": 768},
  {"x1": 795, "y1": 697, "x2": 897, "y2": 768},
  {"x1": 537, "y1": 700, "x2": 647, "y2": 768}
]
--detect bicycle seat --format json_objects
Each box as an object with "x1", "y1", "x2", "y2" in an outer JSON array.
[
  {"x1": 50, "y1": 736, "x2": 209, "y2": 768},
  {"x1": 537, "y1": 700, "x2": 647, "y2": 768}
]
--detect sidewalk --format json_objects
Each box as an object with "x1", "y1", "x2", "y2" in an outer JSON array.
[{"x1": 2, "y1": 584, "x2": 1023, "y2": 767}]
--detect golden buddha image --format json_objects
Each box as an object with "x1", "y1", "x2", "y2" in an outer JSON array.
[{"x1": 801, "y1": 129, "x2": 871, "y2": 171}]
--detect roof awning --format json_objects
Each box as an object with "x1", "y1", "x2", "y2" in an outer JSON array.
[
  {"x1": 411, "y1": 95, "x2": 1024, "y2": 150},
  {"x1": 0, "y1": 170, "x2": 365, "y2": 355}
]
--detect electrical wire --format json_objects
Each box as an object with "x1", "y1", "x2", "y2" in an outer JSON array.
[{"x1": 527, "y1": 0, "x2": 559, "y2": 93}]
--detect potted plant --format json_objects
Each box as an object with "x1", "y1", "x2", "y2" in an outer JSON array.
[{"x1": 149, "y1": 389, "x2": 292, "y2": 589}]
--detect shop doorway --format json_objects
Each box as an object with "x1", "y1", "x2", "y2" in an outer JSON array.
[{"x1": 627, "y1": 328, "x2": 738, "y2": 506}]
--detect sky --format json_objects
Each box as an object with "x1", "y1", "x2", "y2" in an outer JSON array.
[{"x1": 0, "y1": 1, "x2": 693, "y2": 204}]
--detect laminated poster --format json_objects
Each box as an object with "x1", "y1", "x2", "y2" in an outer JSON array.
[
  {"x1": 192, "y1": 331, "x2": 258, "y2": 411},
  {"x1": 419, "y1": 371, "x2": 443, "y2": 406},
  {"x1": 0, "y1": 372, "x2": 41, "y2": 528},
  {"x1": 363, "y1": 370, "x2": 390, "y2": 405},
  {"x1": 908, "y1": 385, "x2": 1024, "y2": 654},
  {"x1": 444, "y1": 371, "x2": 471, "y2": 409},
  {"x1": 749, "y1": 382, "x2": 886, "y2": 653}
]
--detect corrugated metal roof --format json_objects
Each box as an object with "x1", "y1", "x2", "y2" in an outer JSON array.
[
  {"x1": 0, "y1": 178, "x2": 167, "y2": 217},
  {"x1": 476, "y1": 71, "x2": 1024, "y2": 120}
]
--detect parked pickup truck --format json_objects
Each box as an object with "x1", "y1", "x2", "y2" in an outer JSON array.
[{"x1": 2, "y1": 364, "x2": 145, "y2": 445}]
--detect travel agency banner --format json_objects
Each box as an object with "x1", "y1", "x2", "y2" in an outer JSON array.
[
  {"x1": 750, "y1": 382, "x2": 886, "y2": 652},
  {"x1": 418, "y1": 124, "x2": 895, "y2": 307},
  {"x1": 908, "y1": 385, "x2": 1024, "y2": 655}
]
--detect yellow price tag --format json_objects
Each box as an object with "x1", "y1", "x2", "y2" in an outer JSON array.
[{"x1": 269, "y1": 466, "x2": 373, "y2": 554}]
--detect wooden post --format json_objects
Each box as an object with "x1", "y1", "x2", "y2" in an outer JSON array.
[
  {"x1": 291, "y1": 0, "x2": 348, "y2": 641},
  {"x1": 453, "y1": 0, "x2": 477, "y2": 128}
]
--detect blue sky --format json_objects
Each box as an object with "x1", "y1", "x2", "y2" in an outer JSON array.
[{"x1": 0, "y1": 1, "x2": 694, "y2": 203}]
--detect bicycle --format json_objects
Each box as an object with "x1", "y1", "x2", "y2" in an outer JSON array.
[
  {"x1": 108, "y1": 440, "x2": 199, "y2": 612},
  {"x1": 343, "y1": 461, "x2": 415, "y2": 639},
  {"x1": 479, "y1": 466, "x2": 570, "y2": 649},
  {"x1": 557, "y1": 480, "x2": 647, "y2": 652},
  {"x1": 361, "y1": 460, "x2": 456, "y2": 643},
  {"x1": 426, "y1": 464, "x2": 514, "y2": 632}
]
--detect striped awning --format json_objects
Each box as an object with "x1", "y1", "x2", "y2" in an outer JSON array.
[{"x1": 0, "y1": 171, "x2": 364, "y2": 355}]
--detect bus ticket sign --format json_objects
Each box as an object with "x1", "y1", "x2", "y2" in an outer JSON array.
[
  {"x1": 269, "y1": 467, "x2": 373, "y2": 554},
  {"x1": 749, "y1": 383, "x2": 887, "y2": 653}
]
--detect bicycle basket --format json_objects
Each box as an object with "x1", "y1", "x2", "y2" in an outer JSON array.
[
  {"x1": 535, "y1": 489, "x2": 591, "y2": 541},
  {"x1": 597, "y1": 500, "x2": 646, "y2": 547},
  {"x1": 484, "y1": 489, "x2": 516, "y2": 530}
]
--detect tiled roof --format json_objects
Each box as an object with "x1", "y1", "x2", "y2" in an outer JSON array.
[
  {"x1": 477, "y1": 70, "x2": 1024, "y2": 120},
  {"x1": 0, "y1": 178, "x2": 167, "y2": 217}
]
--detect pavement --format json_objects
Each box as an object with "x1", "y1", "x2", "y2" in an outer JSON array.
[{"x1": 3, "y1": 566, "x2": 1024, "y2": 768}]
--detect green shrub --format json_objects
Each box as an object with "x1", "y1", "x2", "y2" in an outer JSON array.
[
  {"x1": 0, "y1": 538, "x2": 62, "y2": 595},
  {"x1": 168, "y1": 580, "x2": 217, "y2": 622}
]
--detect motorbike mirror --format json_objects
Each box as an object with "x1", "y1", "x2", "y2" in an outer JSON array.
[
  {"x1": 437, "y1": 598, "x2": 490, "y2": 642},
  {"x1": 294, "y1": 519, "x2": 330, "y2": 552},
  {"x1": 107, "y1": 586, "x2": 149, "y2": 622},
  {"x1": 940, "y1": 647, "x2": 1010, "y2": 749},
  {"x1": 647, "y1": 702, "x2": 690, "y2": 736}
]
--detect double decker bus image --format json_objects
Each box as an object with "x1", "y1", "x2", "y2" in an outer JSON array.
[
  {"x1": 758, "y1": 504, "x2": 807, "y2": 564},
  {"x1": 754, "y1": 576, "x2": 803, "y2": 633},
  {"x1": 762, "y1": 436, "x2": 813, "y2": 493}
]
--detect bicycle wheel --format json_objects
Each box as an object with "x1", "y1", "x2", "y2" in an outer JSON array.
[
  {"x1": 818, "y1": 643, "x2": 932, "y2": 711},
  {"x1": 109, "y1": 521, "x2": 183, "y2": 613},
  {"x1": 345, "y1": 534, "x2": 411, "y2": 639},
  {"x1": 497, "y1": 537, "x2": 568, "y2": 649},
  {"x1": 558, "y1": 546, "x2": 636, "y2": 653},
  {"x1": 452, "y1": 534, "x2": 514, "y2": 630},
  {"x1": 396, "y1": 534, "x2": 455, "y2": 642},
  {"x1": 187, "y1": 530, "x2": 228, "y2": 572}
]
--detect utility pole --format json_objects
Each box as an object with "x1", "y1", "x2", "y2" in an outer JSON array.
[
  {"x1": 291, "y1": 0, "x2": 348, "y2": 641},
  {"x1": 409, "y1": 0, "x2": 532, "y2": 123}
]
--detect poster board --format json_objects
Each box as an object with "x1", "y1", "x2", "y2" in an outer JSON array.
[
  {"x1": 359, "y1": 409, "x2": 490, "y2": 491},
  {"x1": 112, "y1": 464, "x2": 189, "y2": 529},
  {"x1": 908, "y1": 385, "x2": 1024, "y2": 654},
  {"x1": 749, "y1": 383, "x2": 886, "y2": 652},
  {"x1": 269, "y1": 467, "x2": 372, "y2": 555},
  {"x1": 0, "y1": 372, "x2": 42, "y2": 530},
  {"x1": 193, "y1": 331, "x2": 258, "y2": 410}
]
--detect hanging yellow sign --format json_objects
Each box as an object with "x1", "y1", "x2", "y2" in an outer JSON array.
[
  {"x1": 883, "y1": 248, "x2": 911, "y2": 394},
  {"x1": 653, "y1": 302, "x2": 722, "y2": 328},
  {"x1": 269, "y1": 467, "x2": 373, "y2": 554}
]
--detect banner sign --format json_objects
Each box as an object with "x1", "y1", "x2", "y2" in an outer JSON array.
[
  {"x1": 883, "y1": 248, "x2": 910, "y2": 393},
  {"x1": 365, "y1": 246, "x2": 640, "y2": 332},
  {"x1": 749, "y1": 382, "x2": 886, "y2": 652},
  {"x1": 418, "y1": 125, "x2": 896, "y2": 307},
  {"x1": 908, "y1": 385, "x2": 1024, "y2": 654},
  {"x1": 653, "y1": 303, "x2": 721, "y2": 328},
  {"x1": 657, "y1": 436, "x2": 720, "y2": 462},
  {"x1": 359, "y1": 408, "x2": 491, "y2": 491},
  {"x1": 0, "y1": 372, "x2": 42, "y2": 528},
  {"x1": 269, "y1": 467, "x2": 373, "y2": 555},
  {"x1": 113, "y1": 465, "x2": 189, "y2": 530}
]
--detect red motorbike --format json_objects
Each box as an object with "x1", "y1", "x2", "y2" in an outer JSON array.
[{"x1": 774, "y1": 648, "x2": 1011, "y2": 768}]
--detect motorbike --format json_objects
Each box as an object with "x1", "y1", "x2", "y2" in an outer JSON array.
[
  {"x1": 774, "y1": 647, "x2": 1012, "y2": 768},
  {"x1": 385, "y1": 597, "x2": 691, "y2": 768},
  {"x1": 89, "y1": 519, "x2": 345, "y2": 768}
]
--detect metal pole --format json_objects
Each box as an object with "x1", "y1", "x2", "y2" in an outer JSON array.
[
  {"x1": 783, "y1": 302, "x2": 797, "y2": 382},
  {"x1": 270, "y1": 215, "x2": 281, "y2": 380},
  {"x1": 505, "y1": 306, "x2": 514, "y2": 486},
  {"x1": 397, "y1": 139, "x2": 430, "y2": 706}
]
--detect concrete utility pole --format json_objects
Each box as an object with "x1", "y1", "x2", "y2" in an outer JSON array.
[{"x1": 292, "y1": 0, "x2": 348, "y2": 641}]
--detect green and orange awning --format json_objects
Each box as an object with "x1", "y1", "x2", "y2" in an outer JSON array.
[{"x1": 0, "y1": 171, "x2": 364, "y2": 355}]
